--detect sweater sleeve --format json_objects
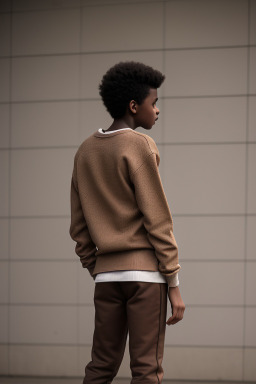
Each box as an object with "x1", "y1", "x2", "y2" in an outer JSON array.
[
  {"x1": 131, "y1": 152, "x2": 180, "y2": 285},
  {"x1": 69, "y1": 167, "x2": 97, "y2": 277}
]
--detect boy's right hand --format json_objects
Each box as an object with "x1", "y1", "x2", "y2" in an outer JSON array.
[{"x1": 166, "y1": 286, "x2": 185, "y2": 325}]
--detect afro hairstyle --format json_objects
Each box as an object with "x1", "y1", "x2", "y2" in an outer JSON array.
[{"x1": 99, "y1": 61, "x2": 165, "y2": 119}]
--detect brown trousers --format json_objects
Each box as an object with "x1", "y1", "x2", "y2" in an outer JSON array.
[{"x1": 83, "y1": 281, "x2": 168, "y2": 384}]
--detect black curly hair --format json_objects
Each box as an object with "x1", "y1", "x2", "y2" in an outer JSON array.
[{"x1": 99, "y1": 61, "x2": 165, "y2": 119}]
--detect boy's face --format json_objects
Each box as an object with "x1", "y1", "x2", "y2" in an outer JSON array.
[{"x1": 135, "y1": 88, "x2": 159, "y2": 130}]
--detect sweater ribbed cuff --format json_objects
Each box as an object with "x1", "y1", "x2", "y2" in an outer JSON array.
[{"x1": 166, "y1": 273, "x2": 179, "y2": 287}]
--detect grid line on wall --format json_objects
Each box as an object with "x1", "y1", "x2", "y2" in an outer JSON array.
[
  {"x1": 1, "y1": 213, "x2": 256, "y2": 219},
  {"x1": 0, "y1": 342, "x2": 254, "y2": 350},
  {"x1": 162, "y1": 0, "x2": 167, "y2": 181},
  {"x1": 6, "y1": 1, "x2": 13, "y2": 375},
  {"x1": 242, "y1": 1, "x2": 251, "y2": 379},
  {"x1": 2, "y1": 141, "x2": 256, "y2": 151},
  {"x1": 2, "y1": 258, "x2": 256, "y2": 263},
  {"x1": 1, "y1": 94, "x2": 256, "y2": 107},
  {"x1": 76, "y1": 8, "x2": 83, "y2": 368},
  {"x1": 0, "y1": 302, "x2": 255, "y2": 308},
  {"x1": 1, "y1": 95, "x2": 256, "y2": 108},
  {"x1": 1, "y1": 44, "x2": 255, "y2": 60}
]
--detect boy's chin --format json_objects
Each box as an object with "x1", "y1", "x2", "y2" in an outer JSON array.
[{"x1": 143, "y1": 127, "x2": 152, "y2": 131}]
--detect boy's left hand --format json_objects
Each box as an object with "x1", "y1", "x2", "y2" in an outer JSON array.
[{"x1": 166, "y1": 286, "x2": 185, "y2": 325}]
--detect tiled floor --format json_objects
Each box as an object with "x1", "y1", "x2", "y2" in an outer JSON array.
[{"x1": 0, "y1": 378, "x2": 252, "y2": 384}]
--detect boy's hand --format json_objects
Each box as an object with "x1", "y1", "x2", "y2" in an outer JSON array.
[{"x1": 166, "y1": 286, "x2": 185, "y2": 325}]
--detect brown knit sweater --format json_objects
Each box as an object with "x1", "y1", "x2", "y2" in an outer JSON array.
[{"x1": 69, "y1": 128, "x2": 180, "y2": 286}]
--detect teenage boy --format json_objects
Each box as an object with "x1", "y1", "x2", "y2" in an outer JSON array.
[{"x1": 70, "y1": 61, "x2": 185, "y2": 384}]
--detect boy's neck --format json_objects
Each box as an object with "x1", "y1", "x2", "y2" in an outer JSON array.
[{"x1": 104, "y1": 117, "x2": 136, "y2": 133}]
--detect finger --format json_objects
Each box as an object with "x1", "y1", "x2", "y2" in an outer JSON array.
[
  {"x1": 166, "y1": 315, "x2": 180, "y2": 325},
  {"x1": 166, "y1": 310, "x2": 178, "y2": 325},
  {"x1": 166, "y1": 316, "x2": 174, "y2": 325},
  {"x1": 166, "y1": 308, "x2": 184, "y2": 325}
]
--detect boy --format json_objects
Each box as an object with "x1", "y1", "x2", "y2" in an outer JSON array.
[{"x1": 70, "y1": 61, "x2": 185, "y2": 384}]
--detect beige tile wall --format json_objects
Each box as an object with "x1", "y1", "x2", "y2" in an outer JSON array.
[
  {"x1": 164, "y1": 0, "x2": 248, "y2": 48},
  {"x1": 0, "y1": 104, "x2": 9, "y2": 148},
  {"x1": 0, "y1": 0, "x2": 255, "y2": 381},
  {"x1": 12, "y1": 9, "x2": 81, "y2": 55}
]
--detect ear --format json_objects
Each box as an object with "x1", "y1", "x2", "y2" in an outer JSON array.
[{"x1": 129, "y1": 100, "x2": 137, "y2": 114}]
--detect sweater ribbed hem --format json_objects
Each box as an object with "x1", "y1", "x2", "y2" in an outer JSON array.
[{"x1": 93, "y1": 249, "x2": 159, "y2": 275}]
